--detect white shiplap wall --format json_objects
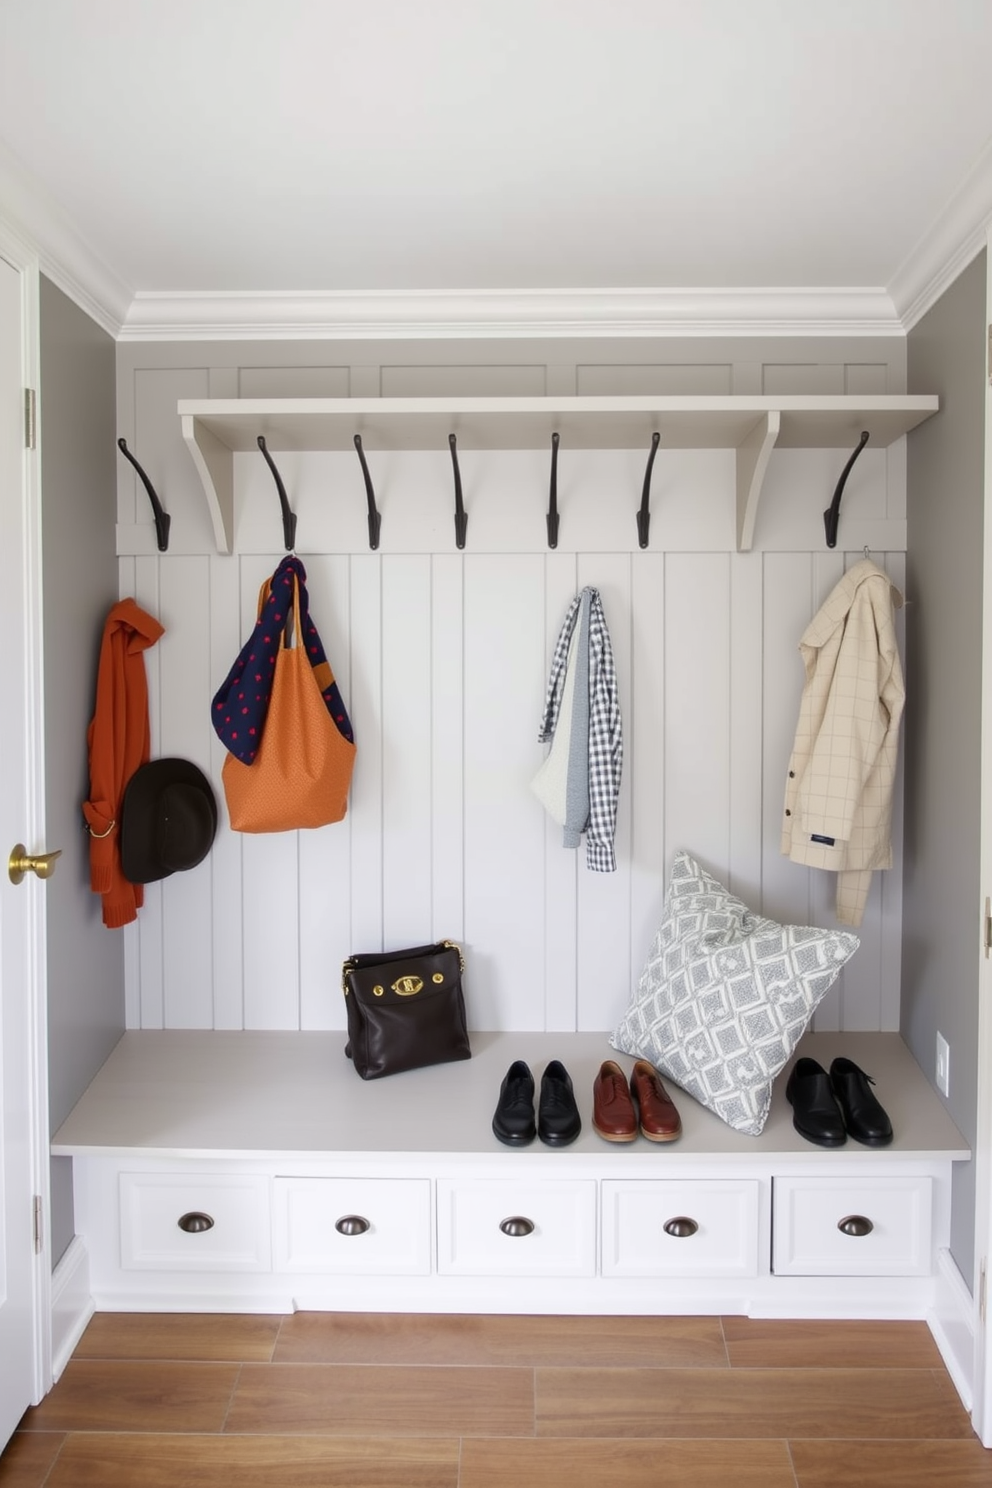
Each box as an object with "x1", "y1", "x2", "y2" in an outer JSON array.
[{"x1": 117, "y1": 438, "x2": 905, "y2": 1037}]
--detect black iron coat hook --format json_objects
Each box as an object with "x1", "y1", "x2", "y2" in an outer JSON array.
[
  {"x1": 824, "y1": 431, "x2": 870, "y2": 549},
  {"x1": 449, "y1": 434, "x2": 468, "y2": 549},
  {"x1": 353, "y1": 435, "x2": 382, "y2": 550},
  {"x1": 547, "y1": 432, "x2": 560, "y2": 549},
  {"x1": 257, "y1": 435, "x2": 297, "y2": 551},
  {"x1": 636, "y1": 432, "x2": 661, "y2": 549},
  {"x1": 117, "y1": 438, "x2": 171, "y2": 552}
]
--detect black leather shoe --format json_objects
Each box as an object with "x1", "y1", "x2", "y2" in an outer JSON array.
[
  {"x1": 492, "y1": 1060, "x2": 536, "y2": 1146},
  {"x1": 830, "y1": 1057, "x2": 893, "y2": 1147},
  {"x1": 785, "y1": 1057, "x2": 846, "y2": 1147},
  {"x1": 538, "y1": 1060, "x2": 581, "y2": 1146}
]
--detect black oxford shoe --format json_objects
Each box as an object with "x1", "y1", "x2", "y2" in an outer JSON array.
[
  {"x1": 538, "y1": 1059, "x2": 582, "y2": 1147},
  {"x1": 785, "y1": 1057, "x2": 846, "y2": 1147},
  {"x1": 492, "y1": 1060, "x2": 536, "y2": 1146},
  {"x1": 830, "y1": 1057, "x2": 893, "y2": 1147}
]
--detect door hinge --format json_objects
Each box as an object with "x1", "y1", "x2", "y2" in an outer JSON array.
[
  {"x1": 32, "y1": 1195, "x2": 43, "y2": 1254},
  {"x1": 985, "y1": 897, "x2": 991, "y2": 958},
  {"x1": 23, "y1": 387, "x2": 36, "y2": 450},
  {"x1": 981, "y1": 1259, "x2": 988, "y2": 1324},
  {"x1": 988, "y1": 326, "x2": 992, "y2": 384}
]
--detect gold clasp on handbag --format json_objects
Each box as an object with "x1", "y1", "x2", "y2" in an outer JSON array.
[{"x1": 392, "y1": 975, "x2": 423, "y2": 996}]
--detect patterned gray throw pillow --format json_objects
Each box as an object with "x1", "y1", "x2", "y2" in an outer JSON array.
[{"x1": 611, "y1": 850, "x2": 860, "y2": 1136}]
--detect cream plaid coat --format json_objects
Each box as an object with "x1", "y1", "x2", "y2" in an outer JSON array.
[{"x1": 781, "y1": 558, "x2": 905, "y2": 928}]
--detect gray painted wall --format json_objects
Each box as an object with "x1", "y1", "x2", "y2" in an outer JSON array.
[
  {"x1": 40, "y1": 277, "x2": 124, "y2": 1264},
  {"x1": 905, "y1": 248, "x2": 987, "y2": 1291}
]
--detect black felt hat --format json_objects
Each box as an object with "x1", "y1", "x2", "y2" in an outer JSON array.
[{"x1": 120, "y1": 758, "x2": 217, "y2": 884}]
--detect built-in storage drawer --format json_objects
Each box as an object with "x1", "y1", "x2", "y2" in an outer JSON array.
[
  {"x1": 772, "y1": 1175, "x2": 933, "y2": 1276},
  {"x1": 119, "y1": 1171, "x2": 271, "y2": 1272},
  {"x1": 273, "y1": 1177, "x2": 431, "y2": 1274},
  {"x1": 601, "y1": 1178, "x2": 761, "y2": 1278},
  {"x1": 437, "y1": 1178, "x2": 597, "y2": 1276}
]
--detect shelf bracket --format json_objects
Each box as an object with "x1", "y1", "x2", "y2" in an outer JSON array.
[
  {"x1": 736, "y1": 410, "x2": 781, "y2": 552},
  {"x1": 181, "y1": 415, "x2": 234, "y2": 554}
]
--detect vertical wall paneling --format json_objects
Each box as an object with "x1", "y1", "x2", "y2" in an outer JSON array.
[
  {"x1": 298, "y1": 552, "x2": 353, "y2": 1031},
  {"x1": 239, "y1": 554, "x2": 301, "y2": 1031},
  {"x1": 431, "y1": 554, "x2": 466, "y2": 945},
  {"x1": 628, "y1": 552, "x2": 666, "y2": 1018},
  {"x1": 576, "y1": 552, "x2": 634, "y2": 1032},
  {"x1": 760, "y1": 552, "x2": 816, "y2": 932},
  {"x1": 132, "y1": 556, "x2": 164, "y2": 1027},
  {"x1": 541, "y1": 553, "x2": 580, "y2": 1031},
  {"x1": 879, "y1": 549, "x2": 907, "y2": 1029},
  {"x1": 118, "y1": 556, "x2": 142, "y2": 1030},
  {"x1": 663, "y1": 553, "x2": 733, "y2": 874},
  {"x1": 381, "y1": 555, "x2": 434, "y2": 946},
  {"x1": 348, "y1": 552, "x2": 384, "y2": 954},
  {"x1": 157, "y1": 556, "x2": 214, "y2": 1028},
  {"x1": 117, "y1": 388, "x2": 908, "y2": 1038},
  {"x1": 728, "y1": 553, "x2": 764, "y2": 907},
  {"x1": 207, "y1": 554, "x2": 245, "y2": 1030},
  {"x1": 463, "y1": 555, "x2": 546, "y2": 1030}
]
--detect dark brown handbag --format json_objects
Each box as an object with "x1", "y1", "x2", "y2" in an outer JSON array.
[{"x1": 341, "y1": 940, "x2": 471, "y2": 1080}]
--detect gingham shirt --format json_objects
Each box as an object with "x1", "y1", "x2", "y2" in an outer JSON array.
[{"x1": 538, "y1": 587, "x2": 622, "y2": 872}]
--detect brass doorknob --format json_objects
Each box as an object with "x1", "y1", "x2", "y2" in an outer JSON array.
[{"x1": 8, "y1": 844, "x2": 62, "y2": 885}]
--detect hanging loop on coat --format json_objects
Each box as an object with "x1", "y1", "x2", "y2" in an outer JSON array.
[
  {"x1": 823, "y1": 431, "x2": 870, "y2": 549},
  {"x1": 257, "y1": 435, "x2": 297, "y2": 551},
  {"x1": 117, "y1": 438, "x2": 171, "y2": 552}
]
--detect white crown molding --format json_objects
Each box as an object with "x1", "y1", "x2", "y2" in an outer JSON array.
[
  {"x1": 118, "y1": 285, "x2": 903, "y2": 341},
  {"x1": 889, "y1": 136, "x2": 992, "y2": 331},
  {"x1": 0, "y1": 144, "x2": 130, "y2": 338}
]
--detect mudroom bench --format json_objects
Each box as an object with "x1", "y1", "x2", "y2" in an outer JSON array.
[{"x1": 52, "y1": 1028, "x2": 968, "y2": 1323}]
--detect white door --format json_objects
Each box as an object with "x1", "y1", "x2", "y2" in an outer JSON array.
[
  {"x1": 975, "y1": 230, "x2": 992, "y2": 1445},
  {"x1": 0, "y1": 239, "x2": 50, "y2": 1449}
]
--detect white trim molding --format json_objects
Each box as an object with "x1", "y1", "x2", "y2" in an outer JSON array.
[
  {"x1": 0, "y1": 143, "x2": 130, "y2": 339},
  {"x1": 889, "y1": 136, "x2": 992, "y2": 332},
  {"x1": 929, "y1": 1247, "x2": 976, "y2": 1419},
  {"x1": 49, "y1": 1237, "x2": 93, "y2": 1383},
  {"x1": 119, "y1": 286, "x2": 903, "y2": 342}
]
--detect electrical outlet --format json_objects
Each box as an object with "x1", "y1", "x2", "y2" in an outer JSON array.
[{"x1": 936, "y1": 1032, "x2": 950, "y2": 1098}]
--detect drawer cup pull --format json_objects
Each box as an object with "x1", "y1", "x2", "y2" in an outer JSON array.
[
  {"x1": 177, "y1": 1211, "x2": 214, "y2": 1234},
  {"x1": 838, "y1": 1214, "x2": 874, "y2": 1238},
  {"x1": 335, "y1": 1215, "x2": 371, "y2": 1236},
  {"x1": 663, "y1": 1216, "x2": 699, "y2": 1239},
  {"x1": 499, "y1": 1216, "x2": 535, "y2": 1237}
]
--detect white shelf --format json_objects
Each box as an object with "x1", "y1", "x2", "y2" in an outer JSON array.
[{"x1": 178, "y1": 394, "x2": 939, "y2": 554}]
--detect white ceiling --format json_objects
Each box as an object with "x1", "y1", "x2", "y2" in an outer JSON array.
[{"x1": 1, "y1": 0, "x2": 992, "y2": 337}]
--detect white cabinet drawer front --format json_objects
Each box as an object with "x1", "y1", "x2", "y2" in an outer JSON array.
[
  {"x1": 437, "y1": 1179, "x2": 597, "y2": 1276},
  {"x1": 273, "y1": 1178, "x2": 431, "y2": 1275},
  {"x1": 601, "y1": 1179, "x2": 761, "y2": 1278},
  {"x1": 120, "y1": 1172, "x2": 271, "y2": 1272},
  {"x1": 772, "y1": 1176, "x2": 933, "y2": 1276}
]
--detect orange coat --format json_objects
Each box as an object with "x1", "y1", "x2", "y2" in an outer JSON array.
[{"x1": 82, "y1": 599, "x2": 164, "y2": 927}]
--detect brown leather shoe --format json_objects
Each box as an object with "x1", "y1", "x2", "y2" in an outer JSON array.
[
  {"x1": 631, "y1": 1060, "x2": 682, "y2": 1142},
  {"x1": 593, "y1": 1060, "x2": 637, "y2": 1143}
]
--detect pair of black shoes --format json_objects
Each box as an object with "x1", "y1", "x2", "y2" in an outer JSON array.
[
  {"x1": 492, "y1": 1059, "x2": 581, "y2": 1147},
  {"x1": 786, "y1": 1056, "x2": 893, "y2": 1148}
]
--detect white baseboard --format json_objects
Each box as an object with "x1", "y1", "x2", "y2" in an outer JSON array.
[
  {"x1": 50, "y1": 1236, "x2": 94, "y2": 1380},
  {"x1": 928, "y1": 1247, "x2": 975, "y2": 1413}
]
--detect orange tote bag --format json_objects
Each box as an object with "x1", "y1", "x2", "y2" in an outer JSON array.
[{"x1": 222, "y1": 575, "x2": 356, "y2": 832}]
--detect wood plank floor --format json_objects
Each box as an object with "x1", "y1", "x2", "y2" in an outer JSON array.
[{"x1": 2, "y1": 1312, "x2": 990, "y2": 1486}]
